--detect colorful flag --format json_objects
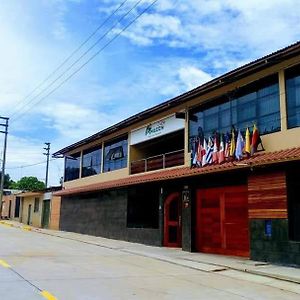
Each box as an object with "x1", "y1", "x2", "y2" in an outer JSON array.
[
  {"x1": 245, "y1": 127, "x2": 251, "y2": 156},
  {"x1": 229, "y1": 129, "x2": 236, "y2": 157},
  {"x1": 206, "y1": 137, "x2": 214, "y2": 164},
  {"x1": 235, "y1": 130, "x2": 244, "y2": 160},
  {"x1": 201, "y1": 138, "x2": 208, "y2": 166},
  {"x1": 224, "y1": 132, "x2": 231, "y2": 159},
  {"x1": 212, "y1": 134, "x2": 219, "y2": 163},
  {"x1": 196, "y1": 140, "x2": 202, "y2": 167},
  {"x1": 251, "y1": 124, "x2": 260, "y2": 155},
  {"x1": 218, "y1": 134, "x2": 225, "y2": 164}
]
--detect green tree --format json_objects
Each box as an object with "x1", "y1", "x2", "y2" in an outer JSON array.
[
  {"x1": 0, "y1": 172, "x2": 15, "y2": 189},
  {"x1": 10, "y1": 176, "x2": 45, "y2": 191}
]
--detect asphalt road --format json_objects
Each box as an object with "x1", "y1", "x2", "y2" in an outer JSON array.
[{"x1": 0, "y1": 224, "x2": 299, "y2": 300}]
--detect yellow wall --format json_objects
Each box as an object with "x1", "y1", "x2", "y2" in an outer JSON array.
[
  {"x1": 63, "y1": 55, "x2": 300, "y2": 188},
  {"x1": 21, "y1": 196, "x2": 42, "y2": 227}
]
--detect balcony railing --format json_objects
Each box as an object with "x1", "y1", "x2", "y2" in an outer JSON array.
[{"x1": 130, "y1": 149, "x2": 185, "y2": 175}]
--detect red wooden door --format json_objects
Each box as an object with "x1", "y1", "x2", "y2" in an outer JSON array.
[
  {"x1": 196, "y1": 186, "x2": 249, "y2": 257},
  {"x1": 164, "y1": 192, "x2": 182, "y2": 247}
]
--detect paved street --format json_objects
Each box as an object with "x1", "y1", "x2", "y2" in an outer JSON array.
[{"x1": 0, "y1": 224, "x2": 299, "y2": 300}]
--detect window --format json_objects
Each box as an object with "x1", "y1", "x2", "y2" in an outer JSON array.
[
  {"x1": 82, "y1": 147, "x2": 102, "y2": 177},
  {"x1": 286, "y1": 64, "x2": 300, "y2": 129},
  {"x1": 189, "y1": 75, "x2": 280, "y2": 146},
  {"x1": 127, "y1": 186, "x2": 159, "y2": 229},
  {"x1": 34, "y1": 198, "x2": 40, "y2": 212},
  {"x1": 103, "y1": 136, "x2": 128, "y2": 172},
  {"x1": 287, "y1": 168, "x2": 300, "y2": 241},
  {"x1": 64, "y1": 152, "x2": 81, "y2": 182}
]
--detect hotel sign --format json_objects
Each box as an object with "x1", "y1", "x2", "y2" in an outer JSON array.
[{"x1": 130, "y1": 114, "x2": 185, "y2": 145}]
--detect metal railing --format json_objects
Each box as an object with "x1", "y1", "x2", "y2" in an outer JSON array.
[{"x1": 130, "y1": 149, "x2": 184, "y2": 175}]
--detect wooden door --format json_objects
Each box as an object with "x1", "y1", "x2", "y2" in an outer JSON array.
[
  {"x1": 164, "y1": 192, "x2": 182, "y2": 247},
  {"x1": 196, "y1": 186, "x2": 249, "y2": 257}
]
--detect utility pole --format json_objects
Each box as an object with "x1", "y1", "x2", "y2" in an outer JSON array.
[
  {"x1": 43, "y1": 142, "x2": 50, "y2": 188},
  {"x1": 0, "y1": 117, "x2": 9, "y2": 218}
]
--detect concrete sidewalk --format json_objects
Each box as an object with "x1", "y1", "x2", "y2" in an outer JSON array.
[{"x1": 1, "y1": 220, "x2": 300, "y2": 286}]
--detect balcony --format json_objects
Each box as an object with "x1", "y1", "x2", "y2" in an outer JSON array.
[{"x1": 130, "y1": 149, "x2": 185, "y2": 175}]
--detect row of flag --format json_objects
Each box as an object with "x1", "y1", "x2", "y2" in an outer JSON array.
[{"x1": 191, "y1": 124, "x2": 262, "y2": 167}]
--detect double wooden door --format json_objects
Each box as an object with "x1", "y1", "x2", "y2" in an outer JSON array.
[{"x1": 196, "y1": 186, "x2": 249, "y2": 257}]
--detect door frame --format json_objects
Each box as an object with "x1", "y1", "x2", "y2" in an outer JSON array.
[
  {"x1": 163, "y1": 192, "x2": 182, "y2": 247},
  {"x1": 27, "y1": 204, "x2": 32, "y2": 225}
]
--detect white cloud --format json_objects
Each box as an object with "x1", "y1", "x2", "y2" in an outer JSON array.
[{"x1": 178, "y1": 66, "x2": 213, "y2": 91}]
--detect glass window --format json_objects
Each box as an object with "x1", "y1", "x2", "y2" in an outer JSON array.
[
  {"x1": 64, "y1": 152, "x2": 80, "y2": 182},
  {"x1": 189, "y1": 75, "x2": 280, "y2": 146},
  {"x1": 103, "y1": 136, "x2": 128, "y2": 172},
  {"x1": 286, "y1": 64, "x2": 300, "y2": 129},
  {"x1": 82, "y1": 147, "x2": 102, "y2": 177},
  {"x1": 34, "y1": 198, "x2": 39, "y2": 212}
]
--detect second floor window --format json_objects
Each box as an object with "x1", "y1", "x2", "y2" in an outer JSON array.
[
  {"x1": 286, "y1": 64, "x2": 300, "y2": 129},
  {"x1": 189, "y1": 75, "x2": 280, "y2": 145},
  {"x1": 64, "y1": 153, "x2": 80, "y2": 182},
  {"x1": 82, "y1": 147, "x2": 102, "y2": 177},
  {"x1": 104, "y1": 136, "x2": 128, "y2": 172}
]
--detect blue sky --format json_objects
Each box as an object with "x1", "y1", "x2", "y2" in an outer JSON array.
[{"x1": 0, "y1": 0, "x2": 300, "y2": 185}]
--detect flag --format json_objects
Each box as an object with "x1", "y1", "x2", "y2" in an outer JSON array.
[
  {"x1": 229, "y1": 129, "x2": 236, "y2": 157},
  {"x1": 251, "y1": 124, "x2": 260, "y2": 155},
  {"x1": 212, "y1": 133, "x2": 219, "y2": 163},
  {"x1": 201, "y1": 138, "x2": 208, "y2": 166},
  {"x1": 224, "y1": 132, "x2": 231, "y2": 159},
  {"x1": 206, "y1": 137, "x2": 214, "y2": 164},
  {"x1": 245, "y1": 127, "x2": 251, "y2": 156},
  {"x1": 196, "y1": 140, "x2": 202, "y2": 167},
  {"x1": 235, "y1": 130, "x2": 244, "y2": 160},
  {"x1": 218, "y1": 134, "x2": 225, "y2": 164}
]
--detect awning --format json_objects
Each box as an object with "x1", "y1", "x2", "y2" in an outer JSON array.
[{"x1": 55, "y1": 147, "x2": 300, "y2": 196}]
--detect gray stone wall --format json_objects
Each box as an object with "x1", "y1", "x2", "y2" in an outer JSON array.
[
  {"x1": 250, "y1": 219, "x2": 300, "y2": 266},
  {"x1": 60, "y1": 189, "x2": 161, "y2": 246}
]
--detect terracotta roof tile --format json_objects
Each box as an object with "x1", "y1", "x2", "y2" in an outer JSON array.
[{"x1": 55, "y1": 147, "x2": 300, "y2": 196}]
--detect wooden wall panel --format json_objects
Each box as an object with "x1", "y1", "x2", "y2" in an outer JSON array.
[
  {"x1": 248, "y1": 171, "x2": 287, "y2": 219},
  {"x1": 49, "y1": 196, "x2": 61, "y2": 230}
]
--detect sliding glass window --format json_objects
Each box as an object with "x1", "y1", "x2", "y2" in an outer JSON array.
[
  {"x1": 286, "y1": 64, "x2": 300, "y2": 129},
  {"x1": 64, "y1": 153, "x2": 80, "y2": 182},
  {"x1": 189, "y1": 75, "x2": 280, "y2": 144},
  {"x1": 82, "y1": 147, "x2": 102, "y2": 177},
  {"x1": 104, "y1": 136, "x2": 128, "y2": 172}
]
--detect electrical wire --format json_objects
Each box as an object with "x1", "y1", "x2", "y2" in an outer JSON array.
[
  {"x1": 6, "y1": 158, "x2": 57, "y2": 170},
  {"x1": 7, "y1": 0, "x2": 130, "y2": 117},
  {"x1": 9, "y1": 0, "x2": 154, "y2": 123}
]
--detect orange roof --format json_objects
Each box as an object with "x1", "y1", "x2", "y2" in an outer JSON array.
[{"x1": 55, "y1": 147, "x2": 300, "y2": 196}]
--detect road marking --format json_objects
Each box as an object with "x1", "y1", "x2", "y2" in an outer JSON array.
[
  {"x1": 40, "y1": 290, "x2": 58, "y2": 300},
  {"x1": 0, "y1": 259, "x2": 11, "y2": 268},
  {"x1": 22, "y1": 226, "x2": 32, "y2": 231}
]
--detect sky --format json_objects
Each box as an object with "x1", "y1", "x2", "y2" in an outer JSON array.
[{"x1": 0, "y1": 0, "x2": 299, "y2": 186}]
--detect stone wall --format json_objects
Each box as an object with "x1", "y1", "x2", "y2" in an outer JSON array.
[
  {"x1": 250, "y1": 219, "x2": 300, "y2": 266},
  {"x1": 60, "y1": 189, "x2": 161, "y2": 246}
]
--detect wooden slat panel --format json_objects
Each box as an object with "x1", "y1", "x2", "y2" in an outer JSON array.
[{"x1": 248, "y1": 171, "x2": 287, "y2": 219}]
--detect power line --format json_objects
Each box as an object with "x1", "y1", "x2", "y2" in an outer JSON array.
[
  {"x1": 9, "y1": 0, "x2": 148, "y2": 123},
  {"x1": 6, "y1": 158, "x2": 57, "y2": 170},
  {"x1": 7, "y1": 0, "x2": 130, "y2": 118}
]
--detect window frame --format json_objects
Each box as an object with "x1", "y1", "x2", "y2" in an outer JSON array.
[{"x1": 81, "y1": 146, "x2": 102, "y2": 178}]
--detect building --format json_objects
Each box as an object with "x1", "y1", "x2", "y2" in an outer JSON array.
[
  {"x1": 18, "y1": 187, "x2": 62, "y2": 229},
  {"x1": 53, "y1": 42, "x2": 300, "y2": 266},
  {"x1": 1, "y1": 190, "x2": 22, "y2": 220}
]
